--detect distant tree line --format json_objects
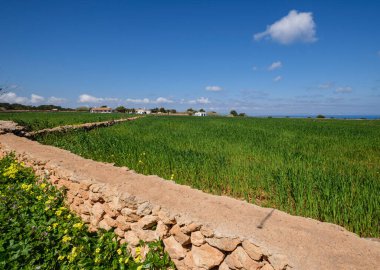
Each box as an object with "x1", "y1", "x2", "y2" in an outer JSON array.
[
  {"x1": 114, "y1": 106, "x2": 177, "y2": 114},
  {"x1": 0, "y1": 103, "x2": 73, "y2": 111},
  {"x1": 230, "y1": 110, "x2": 246, "y2": 117}
]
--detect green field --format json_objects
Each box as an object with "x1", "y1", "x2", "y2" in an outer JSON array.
[
  {"x1": 0, "y1": 112, "x2": 128, "y2": 131},
  {"x1": 35, "y1": 116, "x2": 380, "y2": 237}
]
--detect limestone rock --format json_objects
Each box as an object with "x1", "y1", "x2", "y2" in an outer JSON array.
[
  {"x1": 191, "y1": 243, "x2": 225, "y2": 269},
  {"x1": 152, "y1": 205, "x2": 161, "y2": 215},
  {"x1": 163, "y1": 236, "x2": 187, "y2": 260},
  {"x1": 170, "y1": 224, "x2": 191, "y2": 245},
  {"x1": 104, "y1": 214, "x2": 117, "y2": 228},
  {"x1": 268, "y1": 254, "x2": 290, "y2": 270},
  {"x1": 114, "y1": 227, "x2": 125, "y2": 238},
  {"x1": 261, "y1": 263, "x2": 275, "y2": 270},
  {"x1": 90, "y1": 202, "x2": 105, "y2": 225},
  {"x1": 219, "y1": 261, "x2": 231, "y2": 270},
  {"x1": 206, "y1": 237, "x2": 241, "y2": 252},
  {"x1": 200, "y1": 226, "x2": 214, "y2": 237},
  {"x1": 191, "y1": 231, "x2": 205, "y2": 246},
  {"x1": 124, "y1": 231, "x2": 140, "y2": 247},
  {"x1": 158, "y1": 209, "x2": 176, "y2": 225},
  {"x1": 136, "y1": 201, "x2": 152, "y2": 216},
  {"x1": 242, "y1": 240, "x2": 263, "y2": 261},
  {"x1": 98, "y1": 219, "x2": 112, "y2": 231},
  {"x1": 115, "y1": 215, "x2": 131, "y2": 231},
  {"x1": 225, "y1": 246, "x2": 261, "y2": 270},
  {"x1": 103, "y1": 203, "x2": 118, "y2": 218},
  {"x1": 137, "y1": 215, "x2": 158, "y2": 229},
  {"x1": 121, "y1": 207, "x2": 140, "y2": 222},
  {"x1": 183, "y1": 251, "x2": 194, "y2": 268},
  {"x1": 181, "y1": 222, "x2": 201, "y2": 234},
  {"x1": 156, "y1": 221, "x2": 169, "y2": 238},
  {"x1": 134, "y1": 228, "x2": 158, "y2": 242}
]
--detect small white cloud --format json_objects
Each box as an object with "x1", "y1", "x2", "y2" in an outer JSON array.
[
  {"x1": 318, "y1": 82, "x2": 334, "y2": 89},
  {"x1": 254, "y1": 10, "x2": 317, "y2": 44},
  {"x1": 205, "y1": 86, "x2": 222, "y2": 92},
  {"x1": 30, "y1": 94, "x2": 45, "y2": 104},
  {"x1": 268, "y1": 61, "x2": 282, "y2": 71},
  {"x1": 155, "y1": 97, "x2": 174, "y2": 104},
  {"x1": 183, "y1": 97, "x2": 211, "y2": 105},
  {"x1": 0, "y1": 92, "x2": 29, "y2": 104},
  {"x1": 252, "y1": 66, "x2": 258, "y2": 71},
  {"x1": 335, "y1": 86, "x2": 353, "y2": 94},
  {"x1": 196, "y1": 97, "x2": 211, "y2": 104},
  {"x1": 78, "y1": 94, "x2": 119, "y2": 103},
  {"x1": 78, "y1": 94, "x2": 103, "y2": 103},
  {"x1": 126, "y1": 98, "x2": 150, "y2": 104},
  {"x1": 274, "y1": 76, "x2": 283, "y2": 82},
  {"x1": 47, "y1": 96, "x2": 67, "y2": 104}
]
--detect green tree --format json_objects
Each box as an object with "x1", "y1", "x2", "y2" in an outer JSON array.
[
  {"x1": 115, "y1": 106, "x2": 127, "y2": 113},
  {"x1": 230, "y1": 110, "x2": 238, "y2": 117}
]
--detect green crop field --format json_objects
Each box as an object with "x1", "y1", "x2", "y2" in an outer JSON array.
[
  {"x1": 35, "y1": 116, "x2": 380, "y2": 237},
  {"x1": 0, "y1": 112, "x2": 129, "y2": 131}
]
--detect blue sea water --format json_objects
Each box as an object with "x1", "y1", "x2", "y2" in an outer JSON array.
[{"x1": 255, "y1": 115, "x2": 380, "y2": 119}]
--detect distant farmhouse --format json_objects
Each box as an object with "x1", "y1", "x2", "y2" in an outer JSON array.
[
  {"x1": 194, "y1": 111, "x2": 207, "y2": 116},
  {"x1": 136, "y1": 108, "x2": 151, "y2": 115},
  {"x1": 90, "y1": 107, "x2": 113, "y2": 113}
]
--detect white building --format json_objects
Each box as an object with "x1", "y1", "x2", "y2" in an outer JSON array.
[
  {"x1": 194, "y1": 112, "x2": 207, "y2": 116},
  {"x1": 136, "y1": 108, "x2": 151, "y2": 115},
  {"x1": 90, "y1": 107, "x2": 113, "y2": 113}
]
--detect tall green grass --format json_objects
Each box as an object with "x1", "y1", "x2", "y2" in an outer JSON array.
[
  {"x1": 0, "y1": 112, "x2": 128, "y2": 131},
  {"x1": 36, "y1": 116, "x2": 380, "y2": 237}
]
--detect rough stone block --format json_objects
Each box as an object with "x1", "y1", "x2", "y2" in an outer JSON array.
[
  {"x1": 191, "y1": 243, "x2": 225, "y2": 269},
  {"x1": 163, "y1": 236, "x2": 187, "y2": 260},
  {"x1": 242, "y1": 240, "x2": 263, "y2": 261},
  {"x1": 206, "y1": 236, "x2": 241, "y2": 252},
  {"x1": 225, "y1": 246, "x2": 261, "y2": 270}
]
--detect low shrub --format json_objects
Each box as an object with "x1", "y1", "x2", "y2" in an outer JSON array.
[{"x1": 0, "y1": 154, "x2": 174, "y2": 269}]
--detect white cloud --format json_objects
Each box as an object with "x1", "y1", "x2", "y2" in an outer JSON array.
[
  {"x1": 336, "y1": 86, "x2": 353, "y2": 94},
  {"x1": 274, "y1": 76, "x2": 283, "y2": 82},
  {"x1": 196, "y1": 97, "x2": 210, "y2": 104},
  {"x1": 78, "y1": 94, "x2": 103, "y2": 103},
  {"x1": 155, "y1": 97, "x2": 174, "y2": 104},
  {"x1": 182, "y1": 97, "x2": 211, "y2": 105},
  {"x1": 254, "y1": 10, "x2": 317, "y2": 44},
  {"x1": 30, "y1": 94, "x2": 45, "y2": 103},
  {"x1": 47, "y1": 96, "x2": 67, "y2": 104},
  {"x1": 78, "y1": 94, "x2": 120, "y2": 103},
  {"x1": 318, "y1": 82, "x2": 334, "y2": 89},
  {"x1": 268, "y1": 61, "x2": 282, "y2": 71},
  {"x1": 205, "y1": 85, "x2": 222, "y2": 92},
  {"x1": 0, "y1": 92, "x2": 29, "y2": 104},
  {"x1": 0, "y1": 92, "x2": 50, "y2": 104},
  {"x1": 252, "y1": 66, "x2": 258, "y2": 71},
  {"x1": 126, "y1": 98, "x2": 150, "y2": 104}
]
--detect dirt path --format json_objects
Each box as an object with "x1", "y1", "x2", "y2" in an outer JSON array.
[{"x1": 0, "y1": 133, "x2": 379, "y2": 269}]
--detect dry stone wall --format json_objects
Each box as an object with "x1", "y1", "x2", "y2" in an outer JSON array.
[{"x1": 1, "y1": 149, "x2": 280, "y2": 270}]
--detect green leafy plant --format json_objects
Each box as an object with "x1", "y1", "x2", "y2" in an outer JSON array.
[{"x1": 0, "y1": 154, "x2": 175, "y2": 269}]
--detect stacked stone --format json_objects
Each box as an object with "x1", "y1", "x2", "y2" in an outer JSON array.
[{"x1": 1, "y1": 149, "x2": 288, "y2": 270}]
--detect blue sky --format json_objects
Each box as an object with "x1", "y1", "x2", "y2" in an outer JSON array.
[{"x1": 0, "y1": 0, "x2": 379, "y2": 115}]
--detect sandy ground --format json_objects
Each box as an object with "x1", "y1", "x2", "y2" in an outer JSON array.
[{"x1": 0, "y1": 133, "x2": 379, "y2": 269}]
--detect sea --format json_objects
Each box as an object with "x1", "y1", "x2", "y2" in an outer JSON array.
[{"x1": 254, "y1": 115, "x2": 380, "y2": 119}]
